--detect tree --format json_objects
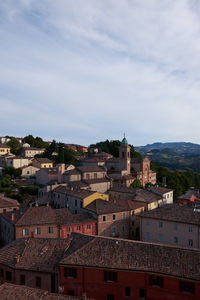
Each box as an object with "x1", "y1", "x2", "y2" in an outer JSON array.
[
  {"x1": 23, "y1": 135, "x2": 35, "y2": 147},
  {"x1": 5, "y1": 167, "x2": 22, "y2": 179},
  {"x1": 131, "y1": 179, "x2": 143, "y2": 188},
  {"x1": 7, "y1": 137, "x2": 21, "y2": 155}
]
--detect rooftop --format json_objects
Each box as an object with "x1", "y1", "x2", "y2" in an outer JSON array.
[
  {"x1": 0, "y1": 283, "x2": 85, "y2": 300},
  {"x1": 85, "y1": 199, "x2": 129, "y2": 215},
  {"x1": 0, "y1": 144, "x2": 10, "y2": 148},
  {"x1": 0, "y1": 195, "x2": 20, "y2": 209},
  {"x1": 178, "y1": 188, "x2": 199, "y2": 200},
  {"x1": 150, "y1": 186, "x2": 173, "y2": 195},
  {"x1": 53, "y1": 185, "x2": 95, "y2": 199},
  {"x1": 140, "y1": 203, "x2": 200, "y2": 225},
  {"x1": 16, "y1": 206, "x2": 95, "y2": 226},
  {"x1": 60, "y1": 233, "x2": 200, "y2": 281},
  {"x1": 0, "y1": 238, "x2": 69, "y2": 273},
  {"x1": 110, "y1": 188, "x2": 162, "y2": 203},
  {"x1": 110, "y1": 198, "x2": 145, "y2": 211},
  {"x1": 33, "y1": 157, "x2": 53, "y2": 164},
  {"x1": 77, "y1": 166, "x2": 106, "y2": 173}
]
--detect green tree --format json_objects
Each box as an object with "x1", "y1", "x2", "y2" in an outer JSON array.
[
  {"x1": 5, "y1": 167, "x2": 22, "y2": 179},
  {"x1": 131, "y1": 179, "x2": 143, "y2": 188},
  {"x1": 7, "y1": 137, "x2": 21, "y2": 155},
  {"x1": 23, "y1": 135, "x2": 35, "y2": 146}
]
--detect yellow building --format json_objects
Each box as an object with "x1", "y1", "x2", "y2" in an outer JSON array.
[
  {"x1": 0, "y1": 144, "x2": 10, "y2": 156},
  {"x1": 83, "y1": 191, "x2": 109, "y2": 207},
  {"x1": 32, "y1": 158, "x2": 53, "y2": 168}
]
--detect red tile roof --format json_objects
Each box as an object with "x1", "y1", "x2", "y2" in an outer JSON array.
[
  {"x1": 53, "y1": 185, "x2": 95, "y2": 199},
  {"x1": 0, "y1": 283, "x2": 85, "y2": 300},
  {"x1": 140, "y1": 203, "x2": 200, "y2": 225},
  {"x1": 60, "y1": 233, "x2": 200, "y2": 281},
  {"x1": 16, "y1": 206, "x2": 95, "y2": 226},
  {"x1": 0, "y1": 238, "x2": 69, "y2": 273},
  {"x1": 0, "y1": 195, "x2": 20, "y2": 209},
  {"x1": 85, "y1": 199, "x2": 129, "y2": 215},
  {"x1": 110, "y1": 198, "x2": 145, "y2": 211}
]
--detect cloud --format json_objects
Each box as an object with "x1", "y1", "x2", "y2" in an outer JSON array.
[{"x1": 1, "y1": 0, "x2": 200, "y2": 145}]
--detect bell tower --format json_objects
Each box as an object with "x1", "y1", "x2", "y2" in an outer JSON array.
[{"x1": 119, "y1": 134, "x2": 131, "y2": 175}]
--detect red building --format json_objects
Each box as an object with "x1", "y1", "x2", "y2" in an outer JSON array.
[
  {"x1": 59, "y1": 233, "x2": 200, "y2": 299},
  {"x1": 178, "y1": 188, "x2": 200, "y2": 205},
  {"x1": 59, "y1": 214, "x2": 97, "y2": 238},
  {"x1": 15, "y1": 206, "x2": 97, "y2": 240}
]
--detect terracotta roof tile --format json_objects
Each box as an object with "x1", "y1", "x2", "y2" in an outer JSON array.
[
  {"x1": 60, "y1": 233, "x2": 200, "y2": 281},
  {"x1": 16, "y1": 206, "x2": 95, "y2": 226},
  {"x1": 85, "y1": 199, "x2": 129, "y2": 215},
  {"x1": 0, "y1": 195, "x2": 20, "y2": 208},
  {"x1": 140, "y1": 203, "x2": 200, "y2": 225},
  {"x1": 54, "y1": 186, "x2": 95, "y2": 199},
  {"x1": 0, "y1": 283, "x2": 84, "y2": 300},
  {"x1": 0, "y1": 238, "x2": 69, "y2": 272}
]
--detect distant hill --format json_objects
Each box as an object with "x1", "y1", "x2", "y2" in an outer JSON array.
[
  {"x1": 136, "y1": 142, "x2": 200, "y2": 155},
  {"x1": 135, "y1": 142, "x2": 200, "y2": 173}
]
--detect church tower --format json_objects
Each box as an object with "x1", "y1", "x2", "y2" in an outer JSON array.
[{"x1": 119, "y1": 135, "x2": 131, "y2": 175}]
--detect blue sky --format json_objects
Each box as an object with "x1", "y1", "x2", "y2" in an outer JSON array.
[{"x1": 1, "y1": 0, "x2": 200, "y2": 146}]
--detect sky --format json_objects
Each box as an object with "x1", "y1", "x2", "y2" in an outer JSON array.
[{"x1": 1, "y1": 0, "x2": 200, "y2": 146}]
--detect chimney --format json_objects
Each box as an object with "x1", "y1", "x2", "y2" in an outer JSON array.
[
  {"x1": 57, "y1": 163, "x2": 65, "y2": 183},
  {"x1": 11, "y1": 213, "x2": 14, "y2": 222}
]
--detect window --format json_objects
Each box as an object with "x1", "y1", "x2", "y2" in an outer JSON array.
[
  {"x1": 125, "y1": 286, "x2": 131, "y2": 297},
  {"x1": 103, "y1": 216, "x2": 106, "y2": 222},
  {"x1": 149, "y1": 275, "x2": 163, "y2": 288},
  {"x1": 189, "y1": 226, "x2": 193, "y2": 232},
  {"x1": 67, "y1": 290, "x2": 75, "y2": 296},
  {"x1": 173, "y1": 236, "x2": 178, "y2": 244},
  {"x1": 77, "y1": 226, "x2": 80, "y2": 231},
  {"x1": 146, "y1": 219, "x2": 150, "y2": 226},
  {"x1": 6, "y1": 271, "x2": 12, "y2": 281},
  {"x1": 104, "y1": 271, "x2": 118, "y2": 282},
  {"x1": 158, "y1": 234, "x2": 163, "y2": 242},
  {"x1": 122, "y1": 225, "x2": 125, "y2": 232},
  {"x1": 113, "y1": 214, "x2": 116, "y2": 220},
  {"x1": 80, "y1": 201, "x2": 83, "y2": 208},
  {"x1": 146, "y1": 232, "x2": 150, "y2": 240},
  {"x1": 64, "y1": 268, "x2": 77, "y2": 278},
  {"x1": 179, "y1": 280, "x2": 195, "y2": 294},
  {"x1": 188, "y1": 239, "x2": 193, "y2": 247},
  {"x1": 27, "y1": 171, "x2": 29, "y2": 175},
  {"x1": 23, "y1": 229, "x2": 29, "y2": 236},
  {"x1": 87, "y1": 224, "x2": 91, "y2": 230},
  {"x1": 122, "y1": 212, "x2": 126, "y2": 220},
  {"x1": 94, "y1": 173, "x2": 97, "y2": 179},
  {"x1": 75, "y1": 210, "x2": 77, "y2": 214},
  {"x1": 139, "y1": 288, "x2": 145, "y2": 298},
  {"x1": 75, "y1": 199, "x2": 77, "y2": 207},
  {"x1": 159, "y1": 221, "x2": 163, "y2": 228},
  {"x1": 107, "y1": 295, "x2": 115, "y2": 300},
  {"x1": 122, "y1": 151, "x2": 125, "y2": 158},
  {"x1": 20, "y1": 275, "x2": 25, "y2": 285},
  {"x1": 35, "y1": 227, "x2": 40, "y2": 235},
  {"x1": 36, "y1": 276, "x2": 41, "y2": 288},
  {"x1": 67, "y1": 227, "x2": 71, "y2": 233},
  {"x1": 173, "y1": 223, "x2": 178, "y2": 231},
  {"x1": 48, "y1": 227, "x2": 53, "y2": 234},
  {"x1": 86, "y1": 174, "x2": 90, "y2": 180},
  {"x1": 0, "y1": 269, "x2": 4, "y2": 277}
]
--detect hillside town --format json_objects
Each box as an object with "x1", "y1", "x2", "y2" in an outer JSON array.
[{"x1": 0, "y1": 135, "x2": 199, "y2": 299}]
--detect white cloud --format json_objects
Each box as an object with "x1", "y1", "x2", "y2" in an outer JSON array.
[{"x1": 1, "y1": 0, "x2": 200, "y2": 145}]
